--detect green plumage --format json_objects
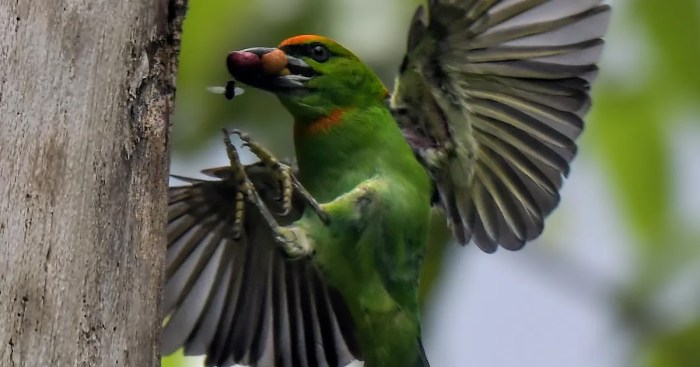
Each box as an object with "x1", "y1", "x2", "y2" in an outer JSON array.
[
  {"x1": 293, "y1": 104, "x2": 432, "y2": 367},
  {"x1": 162, "y1": 1, "x2": 610, "y2": 366}
]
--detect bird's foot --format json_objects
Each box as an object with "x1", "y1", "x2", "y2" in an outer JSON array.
[
  {"x1": 230, "y1": 129, "x2": 329, "y2": 224},
  {"x1": 221, "y1": 128, "x2": 264, "y2": 239},
  {"x1": 231, "y1": 129, "x2": 293, "y2": 214},
  {"x1": 275, "y1": 226, "x2": 315, "y2": 259},
  {"x1": 221, "y1": 129, "x2": 318, "y2": 257}
]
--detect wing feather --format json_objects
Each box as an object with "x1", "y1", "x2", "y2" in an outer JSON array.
[
  {"x1": 162, "y1": 164, "x2": 360, "y2": 366},
  {"x1": 392, "y1": 0, "x2": 610, "y2": 251}
]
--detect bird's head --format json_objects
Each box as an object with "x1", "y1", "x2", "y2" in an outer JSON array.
[{"x1": 227, "y1": 35, "x2": 387, "y2": 122}]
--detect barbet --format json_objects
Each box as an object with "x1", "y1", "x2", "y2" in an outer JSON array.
[{"x1": 163, "y1": 1, "x2": 610, "y2": 366}]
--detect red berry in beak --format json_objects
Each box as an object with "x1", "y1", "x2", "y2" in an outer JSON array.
[{"x1": 226, "y1": 51, "x2": 262, "y2": 78}]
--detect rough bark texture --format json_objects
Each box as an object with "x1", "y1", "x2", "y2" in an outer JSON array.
[{"x1": 0, "y1": 0, "x2": 186, "y2": 366}]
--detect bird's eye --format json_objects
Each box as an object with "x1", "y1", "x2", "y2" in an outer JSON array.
[{"x1": 309, "y1": 44, "x2": 330, "y2": 63}]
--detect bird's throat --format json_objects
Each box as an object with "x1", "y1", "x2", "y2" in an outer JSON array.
[
  {"x1": 293, "y1": 108, "x2": 348, "y2": 137},
  {"x1": 292, "y1": 106, "x2": 387, "y2": 202}
]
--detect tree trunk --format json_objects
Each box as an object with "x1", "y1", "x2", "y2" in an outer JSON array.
[{"x1": 0, "y1": 0, "x2": 185, "y2": 366}]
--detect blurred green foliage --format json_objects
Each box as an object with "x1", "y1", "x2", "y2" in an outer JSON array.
[
  {"x1": 644, "y1": 321, "x2": 700, "y2": 367},
  {"x1": 590, "y1": 1, "x2": 700, "y2": 366},
  {"x1": 165, "y1": 1, "x2": 700, "y2": 366},
  {"x1": 162, "y1": 350, "x2": 192, "y2": 367}
]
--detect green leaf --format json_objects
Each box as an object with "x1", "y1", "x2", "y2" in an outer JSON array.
[
  {"x1": 587, "y1": 88, "x2": 671, "y2": 249},
  {"x1": 634, "y1": 0, "x2": 700, "y2": 99},
  {"x1": 162, "y1": 349, "x2": 201, "y2": 367},
  {"x1": 644, "y1": 321, "x2": 700, "y2": 367}
]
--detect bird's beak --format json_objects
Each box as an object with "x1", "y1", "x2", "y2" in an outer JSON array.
[{"x1": 226, "y1": 47, "x2": 315, "y2": 92}]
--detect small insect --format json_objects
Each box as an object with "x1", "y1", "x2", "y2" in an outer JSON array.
[
  {"x1": 224, "y1": 80, "x2": 239, "y2": 100},
  {"x1": 207, "y1": 79, "x2": 244, "y2": 100}
]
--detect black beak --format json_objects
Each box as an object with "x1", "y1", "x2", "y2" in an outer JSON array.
[{"x1": 226, "y1": 47, "x2": 315, "y2": 92}]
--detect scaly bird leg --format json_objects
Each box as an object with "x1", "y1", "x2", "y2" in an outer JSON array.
[
  {"x1": 231, "y1": 129, "x2": 329, "y2": 224},
  {"x1": 221, "y1": 128, "x2": 263, "y2": 239},
  {"x1": 221, "y1": 128, "x2": 316, "y2": 258}
]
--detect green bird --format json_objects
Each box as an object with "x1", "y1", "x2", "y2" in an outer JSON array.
[{"x1": 163, "y1": 1, "x2": 610, "y2": 366}]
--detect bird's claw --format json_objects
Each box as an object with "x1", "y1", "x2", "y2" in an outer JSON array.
[
  {"x1": 220, "y1": 128, "x2": 251, "y2": 239},
  {"x1": 274, "y1": 227, "x2": 315, "y2": 259},
  {"x1": 221, "y1": 128, "x2": 286, "y2": 240},
  {"x1": 220, "y1": 129, "x2": 321, "y2": 257},
  {"x1": 230, "y1": 129, "x2": 294, "y2": 216},
  {"x1": 230, "y1": 130, "x2": 329, "y2": 224}
]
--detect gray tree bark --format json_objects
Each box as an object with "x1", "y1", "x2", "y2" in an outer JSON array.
[{"x1": 0, "y1": 0, "x2": 185, "y2": 366}]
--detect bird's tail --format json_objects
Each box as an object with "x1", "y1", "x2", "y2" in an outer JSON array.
[{"x1": 413, "y1": 338, "x2": 430, "y2": 367}]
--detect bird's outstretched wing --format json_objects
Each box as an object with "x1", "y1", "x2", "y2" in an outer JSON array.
[
  {"x1": 392, "y1": 0, "x2": 611, "y2": 252},
  {"x1": 163, "y1": 163, "x2": 360, "y2": 367}
]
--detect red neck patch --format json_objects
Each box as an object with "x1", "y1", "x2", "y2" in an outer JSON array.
[{"x1": 295, "y1": 109, "x2": 348, "y2": 137}]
